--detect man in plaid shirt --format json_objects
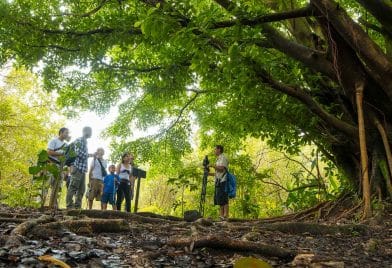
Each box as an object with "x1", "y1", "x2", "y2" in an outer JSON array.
[{"x1": 66, "y1": 126, "x2": 94, "y2": 209}]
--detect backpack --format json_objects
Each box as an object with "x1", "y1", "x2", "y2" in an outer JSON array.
[
  {"x1": 64, "y1": 142, "x2": 77, "y2": 166},
  {"x1": 225, "y1": 170, "x2": 237, "y2": 199}
]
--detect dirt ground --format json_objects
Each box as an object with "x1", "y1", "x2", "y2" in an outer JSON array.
[{"x1": 0, "y1": 204, "x2": 391, "y2": 267}]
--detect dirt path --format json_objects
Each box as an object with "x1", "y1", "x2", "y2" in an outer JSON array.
[{"x1": 0, "y1": 205, "x2": 391, "y2": 267}]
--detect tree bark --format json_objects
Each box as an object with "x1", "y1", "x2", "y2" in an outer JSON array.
[
  {"x1": 373, "y1": 118, "x2": 392, "y2": 197},
  {"x1": 311, "y1": 0, "x2": 392, "y2": 100}
]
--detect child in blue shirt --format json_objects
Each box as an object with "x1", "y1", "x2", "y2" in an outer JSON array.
[{"x1": 101, "y1": 165, "x2": 120, "y2": 210}]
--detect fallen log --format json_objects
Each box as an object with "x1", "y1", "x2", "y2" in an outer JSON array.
[
  {"x1": 30, "y1": 218, "x2": 130, "y2": 238},
  {"x1": 167, "y1": 235, "x2": 295, "y2": 259}
]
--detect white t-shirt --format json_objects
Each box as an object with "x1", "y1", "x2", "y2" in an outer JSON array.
[
  {"x1": 215, "y1": 154, "x2": 229, "y2": 183},
  {"x1": 47, "y1": 138, "x2": 65, "y2": 162},
  {"x1": 90, "y1": 158, "x2": 108, "y2": 180},
  {"x1": 119, "y1": 163, "x2": 132, "y2": 181}
]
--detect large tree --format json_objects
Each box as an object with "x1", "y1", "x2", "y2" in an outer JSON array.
[{"x1": 1, "y1": 0, "x2": 392, "y2": 216}]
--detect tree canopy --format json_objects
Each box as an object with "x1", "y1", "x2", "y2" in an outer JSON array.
[{"x1": 1, "y1": 0, "x2": 392, "y2": 215}]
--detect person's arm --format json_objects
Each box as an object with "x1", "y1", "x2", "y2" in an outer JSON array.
[
  {"x1": 116, "y1": 164, "x2": 121, "y2": 175},
  {"x1": 47, "y1": 149, "x2": 63, "y2": 157},
  {"x1": 47, "y1": 141, "x2": 64, "y2": 157},
  {"x1": 88, "y1": 158, "x2": 95, "y2": 186}
]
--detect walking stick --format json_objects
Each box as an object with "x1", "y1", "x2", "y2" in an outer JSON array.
[{"x1": 199, "y1": 156, "x2": 209, "y2": 216}]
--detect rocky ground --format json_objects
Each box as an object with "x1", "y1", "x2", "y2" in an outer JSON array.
[{"x1": 0, "y1": 204, "x2": 391, "y2": 267}]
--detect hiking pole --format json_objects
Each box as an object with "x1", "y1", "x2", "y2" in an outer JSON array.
[{"x1": 199, "y1": 155, "x2": 209, "y2": 216}]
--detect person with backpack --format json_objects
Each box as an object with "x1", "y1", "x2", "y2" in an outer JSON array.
[
  {"x1": 47, "y1": 127, "x2": 70, "y2": 208},
  {"x1": 66, "y1": 126, "x2": 94, "y2": 209},
  {"x1": 209, "y1": 145, "x2": 230, "y2": 220},
  {"x1": 87, "y1": 148, "x2": 108, "y2": 209}
]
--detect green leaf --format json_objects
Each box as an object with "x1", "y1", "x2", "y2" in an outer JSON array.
[
  {"x1": 234, "y1": 257, "x2": 272, "y2": 268},
  {"x1": 29, "y1": 166, "x2": 42, "y2": 175},
  {"x1": 38, "y1": 150, "x2": 49, "y2": 163}
]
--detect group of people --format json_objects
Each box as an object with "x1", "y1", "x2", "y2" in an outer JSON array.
[
  {"x1": 47, "y1": 127, "x2": 137, "y2": 212},
  {"x1": 46, "y1": 127, "x2": 231, "y2": 218}
]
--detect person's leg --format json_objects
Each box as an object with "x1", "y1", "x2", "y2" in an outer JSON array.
[
  {"x1": 75, "y1": 171, "x2": 86, "y2": 209},
  {"x1": 101, "y1": 202, "x2": 107, "y2": 210},
  {"x1": 219, "y1": 206, "x2": 224, "y2": 217},
  {"x1": 129, "y1": 177, "x2": 136, "y2": 200},
  {"x1": 88, "y1": 180, "x2": 96, "y2": 209},
  {"x1": 223, "y1": 204, "x2": 229, "y2": 218},
  {"x1": 124, "y1": 185, "x2": 131, "y2": 212},
  {"x1": 66, "y1": 170, "x2": 79, "y2": 209},
  {"x1": 116, "y1": 183, "x2": 125, "y2": 211}
]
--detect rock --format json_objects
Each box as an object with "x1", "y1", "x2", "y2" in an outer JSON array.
[
  {"x1": 241, "y1": 232, "x2": 261, "y2": 242},
  {"x1": 65, "y1": 242, "x2": 82, "y2": 252},
  {"x1": 363, "y1": 238, "x2": 378, "y2": 253},
  {"x1": 87, "y1": 258, "x2": 105, "y2": 268},
  {"x1": 195, "y1": 218, "x2": 213, "y2": 226},
  {"x1": 291, "y1": 253, "x2": 316, "y2": 266},
  {"x1": 184, "y1": 210, "x2": 201, "y2": 222}
]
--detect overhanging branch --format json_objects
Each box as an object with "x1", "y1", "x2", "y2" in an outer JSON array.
[
  {"x1": 251, "y1": 61, "x2": 358, "y2": 138},
  {"x1": 211, "y1": 6, "x2": 314, "y2": 29}
]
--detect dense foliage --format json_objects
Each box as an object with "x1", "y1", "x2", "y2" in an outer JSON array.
[
  {"x1": 0, "y1": 68, "x2": 61, "y2": 206},
  {"x1": 1, "y1": 0, "x2": 392, "y2": 216}
]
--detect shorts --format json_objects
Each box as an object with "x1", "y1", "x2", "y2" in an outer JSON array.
[
  {"x1": 214, "y1": 180, "x2": 228, "y2": 206},
  {"x1": 101, "y1": 192, "x2": 116, "y2": 205},
  {"x1": 88, "y1": 178, "x2": 103, "y2": 201}
]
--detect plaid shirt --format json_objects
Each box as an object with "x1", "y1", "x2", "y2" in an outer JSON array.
[{"x1": 73, "y1": 137, "x2": 89, "y2": 173}]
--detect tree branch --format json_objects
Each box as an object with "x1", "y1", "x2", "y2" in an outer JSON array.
[
  {"x1": 25, "y1": 44, "x2": 80, "y2": 52},
  {"x1": 355, "y1": 0, "x2": 392, "y2": 37},
  {"x1": 260, "y1": 24, "x2": 336, "y2": 80},
  {"x1": 250, "y1": 61, "x2": 358, "y2": 138},
  {"x1": 211, "y1": 6, "x2": 314, "y2": 29},
  {"x1": 53, "y1": 0, "x2": 111, "y2": 18},
  {"x1": 311, "y1": 0, "x2": 392, "y2": 100}
]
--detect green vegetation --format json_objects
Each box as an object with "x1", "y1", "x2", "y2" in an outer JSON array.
[
  {"x1": 0, "y1": 68, "x2": 61, "y2": 206},
  {"x1": 0, "y1": 0, "x2": 391, "y2": 218}
]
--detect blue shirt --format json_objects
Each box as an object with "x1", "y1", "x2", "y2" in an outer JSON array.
[{"x1": 103, "y1": 174, "x2": 120, "y2": 194}]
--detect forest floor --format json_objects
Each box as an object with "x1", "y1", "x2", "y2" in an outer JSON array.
[{"x1": 0, "y1": 202, "x2": 391, "y2": 268}]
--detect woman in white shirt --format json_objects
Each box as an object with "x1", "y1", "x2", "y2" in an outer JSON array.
[{"x1": 116, "y1": 152, "x2": 133, "y2": 212}]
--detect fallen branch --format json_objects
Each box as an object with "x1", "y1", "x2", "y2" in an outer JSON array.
[{"x1": 167, "y1": 235, "x2": 295, "y2": 259}]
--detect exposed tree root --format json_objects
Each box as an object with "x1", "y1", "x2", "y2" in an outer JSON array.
[
  {"x1": 0, "y1": 217, "x2": 27, "y2": 223},
  {"x1": 65, "y1": 209, "x2": 182, "y2": 224},
  {"x1": 136, "y1": 212, "x2": 183, "y2": 221},
  {"x1": 30, "y1": 219, "x2": 130, "y2": 238},
  {"x1": 5, "y1": 215, "x2": 54, "y2": 247},
  {"x1": 0, "y1": 212, "x2": 33, "y2": 218},
  {"x1": 262, "y1": 222, "x2": 369, "y2": 235},
  {"x1": 167, "y1": 235, "x2": 295, "y2": 259}
]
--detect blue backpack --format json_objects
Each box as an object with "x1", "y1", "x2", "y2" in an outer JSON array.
[{"x1": 225, "y1": 170, "x2": 237, "y2": 198}]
